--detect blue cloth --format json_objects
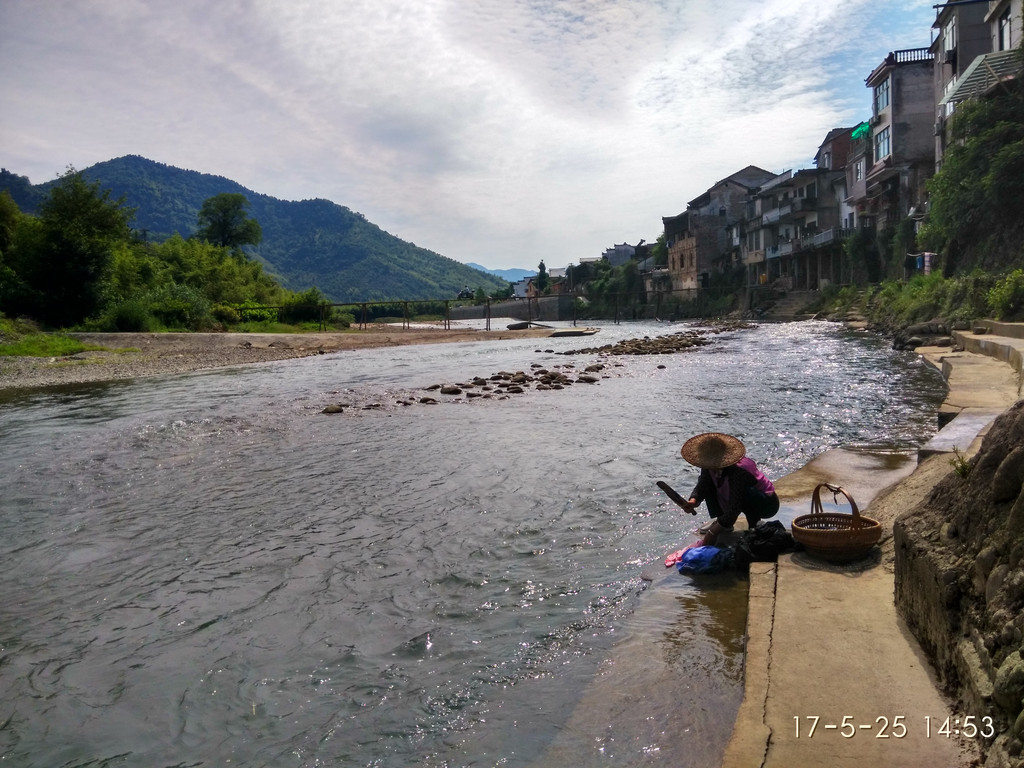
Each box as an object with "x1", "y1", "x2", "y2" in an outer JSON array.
[{"x1": 676, "y1": 545, "x2": 732, "y2": 574}]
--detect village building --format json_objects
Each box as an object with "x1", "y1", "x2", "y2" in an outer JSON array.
[
  {"x1": 737, "y1": 129, "x2": 855, "y2": 291},
  {"x1": 602, "y1": 243, "x2": 636, "y2": 267},
  {"x1": 662, "y1": 165, "x2": 775, "y2": 291},
  {"x1": 935, "y1": 0, "x2": 1023, "y2": 168},
  {"x1": 606, "y1": 3, "x2": 1021, "y2": 308},
  {"x1": 857, "y1": 48, "x2": 936, "y2": 240}
]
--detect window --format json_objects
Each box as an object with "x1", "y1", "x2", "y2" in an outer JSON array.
[
  {"x1": 855, "y1": 159, "x2": 865, "y2": 181},
  {"x1": 943, "y1": 19, "x2": 956, "y2": 51},
  {"x1": 998, "y1": 8, "x2": 1011, "y2": 51},
  {"x1": 874, "y1": 78, "x2": 890, "y2": 113},
  {"x1": 875, "y1": 127, "x2": 891, "y2": 160}
]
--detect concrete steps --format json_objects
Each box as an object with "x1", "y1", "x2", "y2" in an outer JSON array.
[
  {"x1": 955, "y1": 321, "x2": 1024, "y2": 381},
  {"x1": 917, "y1": 321, "x2": 1024, "y2": 460},
  {"x1": 759, "y1": 289, "x2": 819, "y2": 321}
]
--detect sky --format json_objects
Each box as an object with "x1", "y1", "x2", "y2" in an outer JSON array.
[{"x1": 1, "y1": 0, "x2": 938, "y2": 271}]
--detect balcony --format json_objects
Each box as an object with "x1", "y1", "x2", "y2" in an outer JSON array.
[
  {"x1": 761, "y1": 203, "x2": 792, "y2": 225},
  {"x1": 812, "y1": 229, "x2": 835, "y2": 247},
  {"x1": 791, "y1": 197, "x2": 818, "y2": 213},
  {"x1": 892, "y1": 47, "x2": 933, "y2": 64}
]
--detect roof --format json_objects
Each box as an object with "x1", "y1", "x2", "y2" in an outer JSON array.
[
  {"x1": 816, "y1": 127, "x2": 854, "y2": 149},
  {"x1": 686, "y1": 165, "x2": 777, "y2": 207},
  {"x1": 939, "y1": 49, "x2": 1023, "y2": 105},
  {"x1": 755, "y1": 170, "x2": 793, "y2": 195}
]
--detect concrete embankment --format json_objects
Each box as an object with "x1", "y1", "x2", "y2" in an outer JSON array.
[{"x1": 723, "y1": 325, "x2": 1024, "y2": 768}]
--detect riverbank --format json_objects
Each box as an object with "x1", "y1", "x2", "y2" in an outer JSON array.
[
  {"x1": 0, "y1": 327, "x2": 557, "y2": 392},
  {"x1": 0, "y1": 320, "x2": 747, "y2": 393},
  {"x1": 722, "y1": 339, "x2": 1023, "y2": 768}
]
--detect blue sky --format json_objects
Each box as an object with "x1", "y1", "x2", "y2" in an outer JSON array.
[{"x1": 1, "y1": 1, "x2": 937, "y2": 270}]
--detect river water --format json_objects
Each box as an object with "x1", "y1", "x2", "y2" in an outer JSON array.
[{"x1": 0, "y1": 320, "x2": 947, "y2": 767}]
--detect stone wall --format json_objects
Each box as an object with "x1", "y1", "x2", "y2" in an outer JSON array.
[{"x1": 895, "y1": 401, "x2": 1024, "y2": 767}]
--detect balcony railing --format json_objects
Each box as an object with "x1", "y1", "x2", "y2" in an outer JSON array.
[
  {"x1": 812, "y1": 229, "x2": 834, "y2": 247},
  {"x1": 791, "y1": 197, "x2": 818, "y2": 212},
  {"x1": 761, "y1": 203, "x2": 792, "y2": 225},
  {"x1": 892, "y1": 48, "x2": 933, "y2": 64}
]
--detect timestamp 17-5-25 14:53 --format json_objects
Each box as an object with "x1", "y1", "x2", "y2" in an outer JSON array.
[{"x1": 792, "y1": 715, "x2": 995, "y2": 739}]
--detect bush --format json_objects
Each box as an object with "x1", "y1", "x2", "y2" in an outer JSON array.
[
  {"x1": 211, "y1": 304, "x2": 240, "y2": 325},
  {"x1": 988, "y1": 269, "x2": 1024, "y2": 320},
  {"x1": 278, "y1": 287, "x2": 327, "y2": 325},
  {"x1": 237, "y1": 300, "x2": 278, "y2": 323},
  {"x1": 102, "y1": 297, "x2": 155, "y2": 332},
  {"x1": 145, "y1": 283, "x2": 211, "y2": 330},
  {"x1": 942, "y1": 270, "x2": 995, "y2": 324}
]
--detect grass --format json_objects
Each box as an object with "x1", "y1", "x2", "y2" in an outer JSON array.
[
  {"x1": 950, "y1": 446, "x2": 972, "y2": 479},
  {"x1": 233, "y1": 320, "x2": 353, "y2": 333},
  {"x1": 0, "y1": 316, "x2": 106, "y2": 357}
]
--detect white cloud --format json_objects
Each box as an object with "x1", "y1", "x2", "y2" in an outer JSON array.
[{"x1": 0, "y1": 0, "x2": 937, "y2": 270}]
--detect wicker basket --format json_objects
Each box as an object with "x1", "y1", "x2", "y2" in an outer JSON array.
[{"x1": 791, "y1": 483, "x2": 882, "y2": 562}]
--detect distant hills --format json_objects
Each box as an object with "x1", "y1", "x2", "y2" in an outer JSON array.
[
  {"x1": 466, "y1": 263, "x2": 536, "y2": 282},
  {"x1": 0, "y1": 155, "x2": 510, "y2": 303}
]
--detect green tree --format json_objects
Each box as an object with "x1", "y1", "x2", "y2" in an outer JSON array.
[
  {"x1": 650, "y1": 234, "x2": 668, "y2": 267},
  {"x1": 154, "y1": 235, "x2": 281, "y2": 305},
  {"x1": 536, "y1": 260, "x2": 550, "y2": 293},
  {"x1": 0, "y1": 192, "x2": 24, "y2": 307},
  {"x1": 195, "y1": 193, "x2": 262, "y2": 251},
  {"x1": 921, "y1": 69, "x2": 1024, "y2": 274},
  {"x1": 490, "y1": 282, "x2": 512, "y2": 300},
  {"x1": 0, "y1": 191, "x2": 19, "y2": 257},
  {"x1": 19, "y1": 169, "x2": 134, "y2": 326}
]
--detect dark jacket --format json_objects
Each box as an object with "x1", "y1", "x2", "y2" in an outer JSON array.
[{"x1": 690, "y1": 464, "x2": 760, "y2": 528}]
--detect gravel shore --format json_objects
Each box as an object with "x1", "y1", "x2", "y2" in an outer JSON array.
[{"x1": 0, "y1": 327, "x2": 556, "y2": 392}]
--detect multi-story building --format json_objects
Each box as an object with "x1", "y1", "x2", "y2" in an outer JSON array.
[
  {"x1": 936, "y1": 0, "x2": 1023, "y2": 166},
  {"x1": 662, "y1": 165, "x2": 775, "y2": 291},
  {"x1": 846, "y1": 47, "x2": 936, "y2": 252},
  {"x1": 845, "y1": 121, "x2": 872, "y2": 224},
  {"x1": 743, "y1": 128, "x2": 851, "y2": 291},
  {"x1": 932, "y1": 0, "x2": 999, "y2": 166},
  {"x1": 742, "y1": 170, "x2": 791, "y2": 287}
]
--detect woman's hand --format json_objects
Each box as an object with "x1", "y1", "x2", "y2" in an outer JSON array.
[{"x1": 701, "y1": 521, "x2": 720, "y2": 546}]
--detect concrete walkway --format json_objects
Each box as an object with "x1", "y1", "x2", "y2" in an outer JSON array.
[{"x1": 722, "y1": 327, "x2": 1023, "y2": 768}]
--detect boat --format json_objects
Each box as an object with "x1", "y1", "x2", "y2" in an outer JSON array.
[
  {"x1": 548, "y1": 327, "x2": 599, "y2": 337},
  {"x1": 506, "y1": 321, "x2": 553, "y2": 330}
]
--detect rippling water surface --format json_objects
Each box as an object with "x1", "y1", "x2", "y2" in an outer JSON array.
[{"x1": 0, "y1": 321, "x2": 946, "y2": 767}]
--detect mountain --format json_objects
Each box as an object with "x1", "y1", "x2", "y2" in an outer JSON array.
[
  {"x1": 0, "y1": 156, "x2": 509, "y2": 303},
  {"x1": 466, "y1": 263, "x2": 536, "y2": 282}
]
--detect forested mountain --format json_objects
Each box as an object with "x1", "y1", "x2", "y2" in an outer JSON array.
[{"x1": 0, "y1": 156, "x2": 508, "y2": 303}]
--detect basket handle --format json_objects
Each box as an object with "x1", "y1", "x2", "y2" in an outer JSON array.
[{"x1": 810, "y1": 482, "x2": 861, "y2": 519}]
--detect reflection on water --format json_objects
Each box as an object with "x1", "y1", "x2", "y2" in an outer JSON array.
[
  {"x1": 0, "y1": 321, "x2": 946, "y2": 766},
  {"x1": 529, "y1": 573, "x2": 749, "y2": 768}
]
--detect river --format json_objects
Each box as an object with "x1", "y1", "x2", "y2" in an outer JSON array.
[{"x1": 0, "y1": 320, "x2": 947, "y2": 767}]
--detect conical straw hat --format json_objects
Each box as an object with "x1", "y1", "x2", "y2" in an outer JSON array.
[{"x1": 680, "y1": 432, "x2": 746, "y2": 469}]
